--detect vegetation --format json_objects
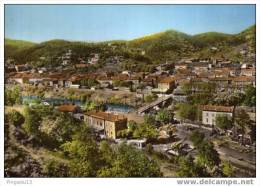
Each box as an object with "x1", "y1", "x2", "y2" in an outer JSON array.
[
  {"x1": 98, "y1": 143, "x2": 162, "y2": 177},
  {"x1": 190, "y1": 131, "x2": 205, "y2": 148},
  {"x1": 190, "y1": 131, "x2": 221, "y2": 173},
  {"x1": 222, "y1": 161, "x2": 234, "y2": 177},
  {"x1": 156, "y1": 109, "x2": 172, "y2": 124},
  {"x1": 235, "y1": 109, "x2": 252, "y2": 145},
  {"x1": 243, "y1": 85, "x2": 256, "y2": 107},
  {"x1": 177, "y1": 103, "x2": 199, "y2": 122},
  {"x1": 176, "y1": 156, "x2": 208, "y2": 177},
  {"x1": 5, "y1": 25, "x2": 255, "y2": 67},
  {"x1": 132, "y1": 123, "x2": 158, "y2": 140},
  {"x1": 80, "y1": 78, "x2": 99, "y2": 88},
  {"x1": 144, "y1": 94, "x2": 158, "y2": 103},
  {"x1": 5, "y1": 86, "x2": 22, "y2": 106},
  {"x1": 215, "y1": 114, "x2": 233, "y2": 132}
]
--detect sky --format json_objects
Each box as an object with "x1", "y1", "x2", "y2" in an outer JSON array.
[{"x1": 5, "y1": 5, "x2": 256, "y2": 43}]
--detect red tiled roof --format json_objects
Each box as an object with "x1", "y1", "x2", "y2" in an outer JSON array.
[
  {"x1": 232, "y1": 76, "x2": 255, "y2": 82},
  {"x1": 201, "y1": 105, "x2": 234, "y2": 113},
  {"x1": 58, "y1": 104, "x2": 79, "y2": 112},
  {"x1": 159, "y1": 77, "x2": 176, "y2": 84},
  {"x1": 85, "y1": 111, "x2": 126, "y2": 122}
]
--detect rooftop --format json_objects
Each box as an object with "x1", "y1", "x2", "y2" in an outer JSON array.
[
  {"x1": 85, "y1": 111, "x2": 127, "y2": 122},
  {"x1": 58, "y1": 104, "x2": 80, "y2": 112},
  {"x1": 159, "y1": 77, "x2": 175, "y2": 84},
  {"x1": 201, "y1": 105, "x2": 234, "y2": 113}
]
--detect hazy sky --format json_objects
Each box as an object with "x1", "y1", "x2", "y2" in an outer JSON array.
[{"x1": 5, "y1": 5, "x2": 255, "y2": 43}]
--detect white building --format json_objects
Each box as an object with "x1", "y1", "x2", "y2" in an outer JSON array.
[{"x1": 201, "y1": 105, "x2": 234, "y2": 126}]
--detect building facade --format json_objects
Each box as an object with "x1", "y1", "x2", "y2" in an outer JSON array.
[
  {"x1": 201, "y1": 105, "x2": 234, "y2": 126},
  {"x1": 84, "y1": 111, "x2": 127, "y2": 139}
]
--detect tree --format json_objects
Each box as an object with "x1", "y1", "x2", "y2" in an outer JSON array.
[
  {"x1": 243, "y1": 85, "x2": 256, "y2": 107},
  {"x1": 98, "y1": 143, "x2": 161, "y2": 177},
  {"x1": 177, "y1": 103, "x2": 198, "y2": 122},
  {"x1": 144, "y1": 114, "x2": 156, "y2": 126},
  {"x1": 222, "y1": 161, "x2": 234, "y2": 177},
  {"x1": 133, "y1": 123, "x2": 158, "y2": 140},
  {"x1": 144, "y1": 94, "x2": 157, "y2": 103},
  {"x1": 8, "y1": 110, "x2": 25, "y2": 127},
  {"x1": 43, "y1": 160, "x2": 70, "y2": 177},
  {"x1": 99, "y1": 140, "x2": 114, "y2": 164},
  {"x1": 4, "y1": 86, "x2": 22, "y2": 106},
  {"x1": 156, "y1": 109, "x2": 172, "y2": 124},
  {"x1": 227, "y1": 92, "x2": 245, "y2": 106},
  {"x1": 127, "y1": 120, "x2": 138, "y2": 133},
  {"x1": 197, "y1": 141, "x2": 221, "y2": 170},
  {"x1": 176, "y1": 156, "x2": 208, "y2": 177},
  {"x1": 190, "y1": 130, "x2": 205, "y2": 148},
  {"x1": 22, "y1": 106, "x2": 41, "y2": 136},
  {"x1": 61, "y1": 139, "x2": 103, "y2": 177},
  {"x1": 235, "y1": 109, "x2": 251, "y2": 145},
  {"x1": 80, "y1": 78, "x2": 99, "y2": 88},
  {"x1": 215, "y1": 114, "x2": 233, "y2": 132}
]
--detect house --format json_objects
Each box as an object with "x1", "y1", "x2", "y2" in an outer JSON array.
[
  {"x1": 88, "y1": 53, "x2": 100, "y2": 64},
  {"x1": 75, "y1": 64, "x2": 88, "y2": 69},
  {"x1": 241, "y1": 63, "x2": 253, "y2": 69},
  {"x1": 201, "y1": 105, "x2": 234, "y2": 126},
  {"x1": 15, "y1": 64, "x2": 30, "y2": 72},
  {"x1": 57, "y1": 104, "x2": 81, "y2": 113},
  {"x1": 153, "y1": 77, "x2": 175, "y2": 93},
  {"x1": 192, "y1": 62, "x2": 209, "y2": 73},
  {"x1": 209, "y1": 77, "x2": 231, "y2": 89},
  {"x1": 175, "y1": 63, "x2": 189, "y2": 70},
  {"x1": 84, "y1": 111, "x2": 127, "y2": 139},
  {"x1": 62, "y1": 50, "x2": 72, "y2": 66},
  {"x1": 232, "y1": 76, "x2": 255, "y2": 89},
  {"x1": 240, "y1": 68, "x2": 256, "y2": 77},
  {"x1": 8, "y1": 73, "x2": 43, "y2": 85}
]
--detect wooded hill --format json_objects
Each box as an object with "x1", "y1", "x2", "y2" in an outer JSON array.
[{"x1": 5, "y1": 25, "x2": 255, "y2": 67}]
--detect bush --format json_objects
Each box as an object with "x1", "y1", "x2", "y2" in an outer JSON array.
[{"x1": 8, "y1": 110, "x2": 25, "y2": 127}]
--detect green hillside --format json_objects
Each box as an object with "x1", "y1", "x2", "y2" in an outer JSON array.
[
  {"x1": 5, "y1": 39, "x2": 36, "y2": 59},
  {"x1": 5, "y1": 39, "x2": 36, "y2": 48},
  {"x1": 5, "y1": 24, "x2": 255, "y2": 67}
]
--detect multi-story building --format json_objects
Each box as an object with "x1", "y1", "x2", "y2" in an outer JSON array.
[
  {"x1": 152, "y1": 77, "x2": 175, "y2": 93},
  {"x1": 201, "y1": 105, "x2": 234, "y2": 126},
  {"x1": 84, "y1": 111, "x2": 127, "y2": 139}
]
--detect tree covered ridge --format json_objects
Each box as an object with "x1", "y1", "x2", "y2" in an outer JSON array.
[{"x1": 5, "y1": 25, "x2": 255, "y2": 65}]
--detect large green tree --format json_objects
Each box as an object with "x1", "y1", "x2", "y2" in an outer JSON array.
[
  {"x1": 235, "y1": 109, "x2": 251, "y2": 145},
  {"x1": 8, "y1": 110, "x2": 25, "y2": 127},
  {"x1": 215, "y1": 114, "x2": 233, "y2": 132},
  {"x1": 156, "y1": 109, "x2": 172, "y2": 124},
  {"x1": 176, "y1": 156, "x2": 208, "y2": 177},
  {"x1": 197, "y1": 141, "x2": 221, "y2": 170},
  {"x1": 190, "y1": 130, "x2": 205, "y2": 148},
  {"x1": 98, "y1": 143, "x2": 162, "y2": 177},
  {"x1": 243, "y1": 85, "x2": 256, "y2": 107},
  {"x1": 222, "y1": 161, "x2": 234, "y2": 177},
  {"x1": 61, "y1": 139, "x2": 103, "y2": 177},
  {"x1": 22, "y1": 106, "x2": 41, "y2": 136},
  {"x1": 177, "y1": 103, "x2": 198, "y2": 122}
]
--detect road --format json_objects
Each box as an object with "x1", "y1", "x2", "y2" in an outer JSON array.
[{"x1": 175, "y1": 124, "x2": 256, "y2": 171}]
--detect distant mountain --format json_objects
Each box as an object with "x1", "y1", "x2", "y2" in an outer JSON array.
[{"x1": 5, "y1": 25, "x2": 255, "y2": 66}]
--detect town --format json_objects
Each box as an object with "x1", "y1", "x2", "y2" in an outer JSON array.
[{"x1": 4, "y1": 25, "x2": 256, "y2": 177}]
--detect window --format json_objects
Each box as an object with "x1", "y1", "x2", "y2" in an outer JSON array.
[
  {"x1": 206, "y1": 118, "x2": 208, "y2": 123},
  {"x1": 206, "y1": 113, "x2": 209, "y2": 116}
]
